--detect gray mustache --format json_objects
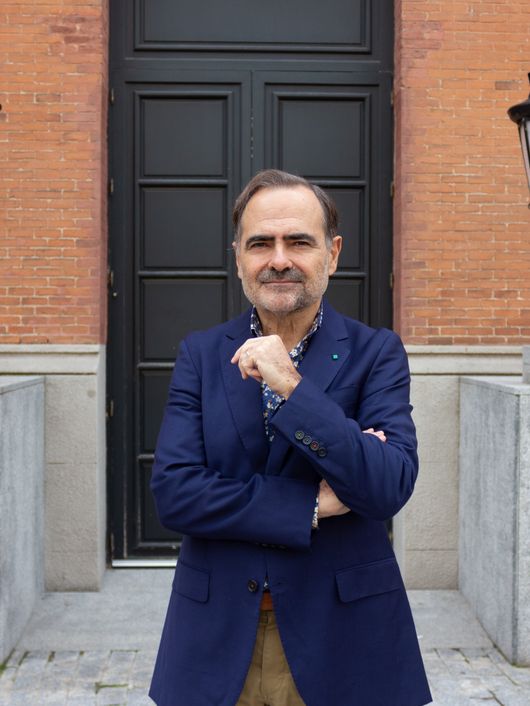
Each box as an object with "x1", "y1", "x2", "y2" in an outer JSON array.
[{"x1": 258, "y1": 269, "x2": 305, "y2": 283}]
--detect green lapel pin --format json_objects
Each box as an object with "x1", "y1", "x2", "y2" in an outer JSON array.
[{"x1": 331, "y1": 353, "x2": 339, "y2": 360}]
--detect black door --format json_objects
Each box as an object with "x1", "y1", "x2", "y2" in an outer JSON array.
[{"x1": 108, "y1": 1, "x2": 394, "y2": 561}]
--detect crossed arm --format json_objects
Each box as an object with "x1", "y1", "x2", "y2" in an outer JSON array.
[
  {"x1": 151, "y1": 331, "x2": 417, "y2": 549},
  {"x1": 231, "y1": 334, "x2": 386, "y2": 521}
]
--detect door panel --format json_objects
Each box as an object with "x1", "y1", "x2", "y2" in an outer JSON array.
[
  {"x1": 137, "y1": 0, "x2": 369, "y2": 52},
  {"x1": 276, "y1": 98, "x2": 363, "y2": 177},
  {"x1": 142, "y1": 187, "x2": 226, "y2": 268},
  {"x1": 133, "y1": 81, "x2": 245, "y2": 553},
  {"x1": 109, "y1": 73, "x2": 250, "y2": 557},
  {"x1": 253, "y1": 73, "x2": 380, "y2": 324}
]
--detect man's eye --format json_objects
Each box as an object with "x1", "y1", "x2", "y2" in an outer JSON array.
[{"x1": 249, "y1": 242, "x2": 268, "y2": 249}]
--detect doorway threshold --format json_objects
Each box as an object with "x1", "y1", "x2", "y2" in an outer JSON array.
[{"x1": 112, "y1": 558, "x2": 177, "y2": 568}]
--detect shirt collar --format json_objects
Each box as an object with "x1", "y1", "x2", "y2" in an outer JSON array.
[{"x1": 250, "y1": 301, "x2": 323, "y2": 354}]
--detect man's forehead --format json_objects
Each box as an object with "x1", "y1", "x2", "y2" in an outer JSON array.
[{"x1": 240, "y1": 186, "x2": 325, "y2": 233}]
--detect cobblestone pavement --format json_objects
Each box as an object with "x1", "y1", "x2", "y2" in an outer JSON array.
[
  {"x1": 0, "y1": 648, "x2": 156, "y2": 705},
  {"x1": 2, "y1": 645, "x2": 530, "y2": 705},
  {"x1": 424, "y1": 647, "x2": 530, "y2": 705}
]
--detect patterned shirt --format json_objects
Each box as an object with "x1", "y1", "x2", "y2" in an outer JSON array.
[{"x1": 250, "y1": 302, "x2": 323, "y2": 441}]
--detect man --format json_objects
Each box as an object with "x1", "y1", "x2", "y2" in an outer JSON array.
[{"x1": 149, "y1": 170, "x2": 432, "y2": 706}]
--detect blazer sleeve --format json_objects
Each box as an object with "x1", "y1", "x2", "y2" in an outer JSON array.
[
  {"x1": 270, "y1": 330, "x2": 418, "y2": 521},
  {"x1": 150, "y1": 339, "x2": 318, "y2": 550}
]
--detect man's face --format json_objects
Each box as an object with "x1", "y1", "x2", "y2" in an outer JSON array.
[{"x1": 233, "y1": 186, "x2": 342, "y2": 316}]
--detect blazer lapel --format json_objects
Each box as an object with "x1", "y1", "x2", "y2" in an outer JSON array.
[
  {"x1": 220, "y1": 315, "x2": 269, "y2": 471},
  {"x1": 294, "y1": 304, "x2": 351, "y2": 391},
  {"x1": 264, "y1": 301, "x2": 351, "y2": 476}
]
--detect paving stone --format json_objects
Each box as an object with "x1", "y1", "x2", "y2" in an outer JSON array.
[
  {"x1": 490, "y1": 682, "x2": 530, "y2": 706},
  {"x1": 457, "y1": 676, "x2": 493, "y2": 699},
  {"x1": 96, "y1": 684, "x2": 129, "y2": 705},
  {"x1": 465, "y1": 654, "x2": 505, "y2": 677},
  {"x1": 4, "y1": 650, "x2": 25, "y2": 668},
  {"x1": 483, "y1": 674, "x2": 520, "y2": 691},
  {"x1": 41, "y1": 693, "x2": 73, "y2": 706},
  {"x1": 77, "y1": 650, "x2": 111, "y2": 681},
  {"x1": 0, "y1": 665, "x2": 17, "y2": 686},
  {"x1": 68, "y1": 681, "x2": 99, "y2": 697},
  {"x1": 460, "y1": 647, "x2": 491, "y2": 659},
  {"x1": 130, "y1": 652, "x2": 155, "y2": 689},
  {"x1": 12, "y1": 650, "x2": 49, "y2": 689},
  {"x1": 8, "y1": 691, "x2": 44, "y2": 706},
  {"x1": 101, "y1": 650, "x2": 136, "y2": 687},
  {"x1": 422, "y1": 649, "x2": 451, "y2": 678},
  {"x1": 436, "y1": 649, "x2": 478, "y2": 678},
  {"x1": 496, "y1": 660, "x2": 530, "y2": 687},
  {"x1": 126, "y1": 688, "x2": 153, "y2": 705},
  {"x1": 68, "y1": 697, "x2": 97, "y2": 706}
]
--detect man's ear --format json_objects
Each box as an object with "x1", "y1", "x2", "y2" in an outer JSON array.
[
  {"x1": 232, "y1": 240, "x2": 242, "y2": 279},
  {"x1": 328, "y1": 235, "x2": 342, "y2": 276}
]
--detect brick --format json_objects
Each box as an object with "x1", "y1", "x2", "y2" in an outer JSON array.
[
  {"x1": 0, "y1": 1, "x2": 108, "y2": 345},
  {"x1": 2, "y1": 3, "x2": 530, "y2": 346},
  {"x1": 395, "y1": 1, "x2": 530, "y2": 344}
]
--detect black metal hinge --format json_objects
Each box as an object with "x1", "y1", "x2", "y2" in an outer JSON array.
[{"x1": 250, "y1": 112, "x2": 254, "y2": 161}]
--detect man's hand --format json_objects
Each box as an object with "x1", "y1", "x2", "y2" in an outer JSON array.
[
  {"x1": 363, "y1": 427, "x2": 386, "y2": 443},
  {"x1": 318, "y1": 428, "x2": 387, "y2": 520},
  {"x1": 317, "y1": 479, "x2": 350, "y2": 519},
  {"x1": 231, "y1": 335, "x2": 301, "y2": 399}
]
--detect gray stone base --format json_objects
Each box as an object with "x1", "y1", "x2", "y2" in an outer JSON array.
[
  {"x1": 0, "y1": 346, "x2": 106, "y2": 592},
  {"x1": 0, "y1": 377, "x2": 44, "y2": 663},
  {"x1": 398, "y1": 346, "x2": 522, "y2": 589},
  {"x1": 459, "y1": 376, "x2": 530, "y2": 665}
]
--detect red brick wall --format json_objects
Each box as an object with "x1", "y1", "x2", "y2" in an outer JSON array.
[
  {"x1": 0, "y1": 2, "x2": 108, "y2": 343},
  {"x1": 395, "y1": 0, "x2": 530, "y2": 344},
  {"x1": 2, "y1": 3, "x2": 530, "y2": 346}
]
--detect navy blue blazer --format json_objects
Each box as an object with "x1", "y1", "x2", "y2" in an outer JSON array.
[{"x1": 149, "y1": 301, "x2": 432, "y2": 706}]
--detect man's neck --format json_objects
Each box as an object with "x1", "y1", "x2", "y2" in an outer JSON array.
[{"x1": 255, "y1": 301, "x2": 321, "y2": 351}]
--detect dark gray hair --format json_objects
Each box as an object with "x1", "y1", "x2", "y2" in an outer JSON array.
[{"x1": 232, "y1": 169, "x2": 338, "y2": 245}]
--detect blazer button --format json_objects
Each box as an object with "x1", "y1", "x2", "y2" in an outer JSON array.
[
  {"x1": 247, "y1": 579, "x2": 259, "y2": 593},
  {"x1": 317, "y1": 447, "x2": 327, "y2": 458},
  {"x1": 309, "y1": 440, "x2": 320, "y2": 452},
  {"x1": 295, "y1": 430, "x2": 305, "y2": 440},
  {"x1": 302, "y1": 435, "x2": 312, "y2": 445}
]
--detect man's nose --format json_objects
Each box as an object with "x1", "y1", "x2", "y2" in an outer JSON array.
[{"x1": 269, "y1": 244, "x2": 292, "y2": 271}]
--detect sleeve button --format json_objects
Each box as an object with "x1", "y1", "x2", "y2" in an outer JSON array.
[
  {"x1": 295, "y1": 430, "x2": 305, "y2": 440},
  {"x1": 309, "y1": 440, "x2": 320, "y2": 452},
  {"x1": 317, "y1": 447, "x2": 328, "y2": 458},
  {"x1": 302, "y1": 435, "x2": 312, "y2": 446},
  {"x1": 247, "y1": 579, "x2": 259, "y2": 593}
]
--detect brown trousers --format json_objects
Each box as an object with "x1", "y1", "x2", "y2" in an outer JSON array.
[{"x1": 236, "y1": 610, "x2": 306, "y2": 706}]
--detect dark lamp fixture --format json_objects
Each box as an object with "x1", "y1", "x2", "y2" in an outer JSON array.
[{"x1": 508, "y1": 73, "x2": 530, "y2": 201}]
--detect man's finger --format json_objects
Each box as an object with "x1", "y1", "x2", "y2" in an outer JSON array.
[
  {"x1": 230, "y1": 345, "x2": 244, "y2": 364},
  {"x1": 363, "y1": 428, "x2": 387, "y2": 442}
]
